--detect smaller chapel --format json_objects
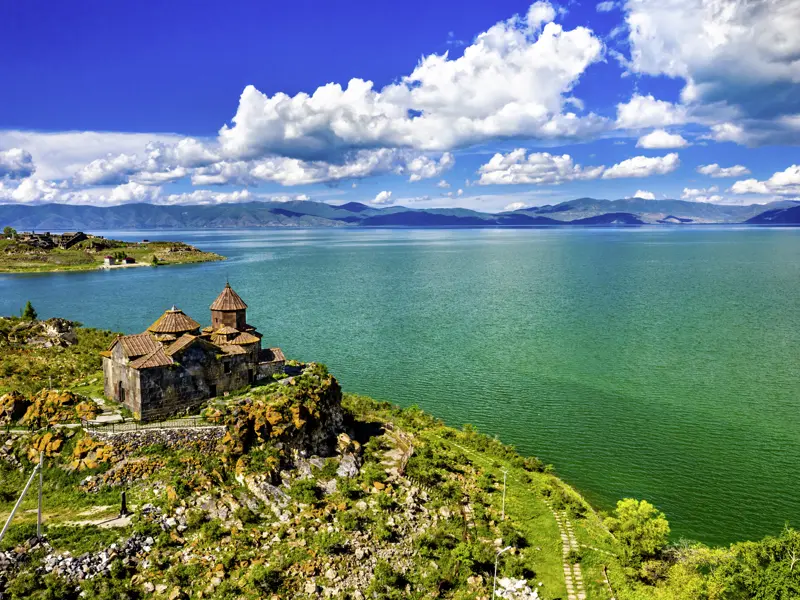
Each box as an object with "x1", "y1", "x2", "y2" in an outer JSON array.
[{"x1": 102, "y1": 283, "x2": 285, "y2": 421}]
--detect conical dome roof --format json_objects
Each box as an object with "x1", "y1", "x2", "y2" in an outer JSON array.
[
  {"x1": 147, "y1": 306, "x2": 201, "y2": 334},
  {"x1": 210, "y1": 283, "x2": 247, "y2": 311}
]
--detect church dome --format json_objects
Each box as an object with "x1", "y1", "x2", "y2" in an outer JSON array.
[
  {"x1": 210, "y1": 283, "x2": 247, "y2": 311},
  {"x1": 147, "y1": 306, "x2": 201, "y2": 335}
]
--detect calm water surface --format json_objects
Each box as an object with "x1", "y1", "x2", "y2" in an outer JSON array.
[{"x1": 2, "y1": 227, "x2": 798, "y2": 545}]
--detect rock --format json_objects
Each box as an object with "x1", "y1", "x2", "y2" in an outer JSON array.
[
  {"x1": 337, "y1": 453, "x2": 360, "y2": 478},
  {"x1": 143, "y1": 582, "x2": 155, "y2": 593},
  {"x1": 304, "y1": 581, "x2": 319, "y2": 594}
]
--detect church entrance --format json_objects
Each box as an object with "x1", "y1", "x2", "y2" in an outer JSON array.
[{"x1": 117, "y1": 381, "x2": 125, "y2": 404}]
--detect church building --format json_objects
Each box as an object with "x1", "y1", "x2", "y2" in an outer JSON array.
[{"x1": 102, "y1": 283, "x2": 285, "y2": 421}]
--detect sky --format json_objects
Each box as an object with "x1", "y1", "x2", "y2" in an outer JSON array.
[{"x1": 0, "y1": 0, "x2": 798, "y2": 212}]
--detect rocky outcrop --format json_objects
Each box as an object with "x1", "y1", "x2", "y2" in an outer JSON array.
[
  {"x1": 209, "y1": 363, "x2": 345, "y2": 462},
  {"x1": 1, "y1": 317, "x2": 78, "y2": 348},
  {"x1": 20, "y1": 389, "x2": 99, "y2": 428},
  {"x1": 0, "y1": 391, "x2": 29, "y2": 425}
]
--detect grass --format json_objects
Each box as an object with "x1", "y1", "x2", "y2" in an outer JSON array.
[
  {"x1": 343, "y1": 393, "x2": 626, "y2": 599},
  {"x1": 0, "y1": 318, "x2": 117, "y2": 396},
  {"x1": 0, "y1": 237, "x2": 224, "y2": 273}
]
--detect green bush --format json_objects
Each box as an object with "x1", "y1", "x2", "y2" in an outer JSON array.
[
  {"x1": 201, "y1": 518, "x2": 226, "y2": 541},
  {"x1": 367, "y1": 560, "x2": 407, "y2": 599},
  {"x1": 234, "y1": 506, "x2": 259, "y2": 525},
  {"x1": 313, "y1": 530, "x2": 346, "y2": 555},
  {"x1": 249, "y1": 564, "x2": 283, "y2": 593},
  {"x1": 288, "y1": 478, "x2": 321, "y2": 504}
]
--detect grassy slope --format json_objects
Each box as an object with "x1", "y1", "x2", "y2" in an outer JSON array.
[
  {"x1": 0, "y1": 238, "x2": 223, "y2": 273},
  {"x1": 2, "y1": 354, "x2": 798, "y2": 598},
  {"x1": 0, "y1": 318, "x2": 117, "y2": 396}
]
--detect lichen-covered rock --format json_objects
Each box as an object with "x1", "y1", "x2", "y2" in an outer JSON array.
[
  {"x1": 0, "y1": 391, "x2": 29, "y2": 425},
  {"x1": 213, "y1": 363, "x2": 344, "y2": 463},
  {"x1": 3, "y1": 317, "x2": 78, "y2": 348},
  {"x1": 27, "y1": 430, "x2": 64, "y2": 461},
  {"x1": 67, "y1": 435, "x2": 115, "y2": 471},
  {"x1": 20, "y1": 389, "x2": 99, "y2": 427}
]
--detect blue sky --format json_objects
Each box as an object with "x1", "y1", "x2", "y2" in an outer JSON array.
[{"x1": 0, "y1": 0, "x2": 798, "y2": 211}]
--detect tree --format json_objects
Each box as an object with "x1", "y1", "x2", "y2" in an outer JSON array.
[
  {"x1": 606, "y1": 498, "x2": 670, "y2": 564},
  {"x1": 21, "y1": 301, "x2": 37, "y2": 321},
  {"x1": 3, "y1": 226, "x2": 16, "y2": 239}
]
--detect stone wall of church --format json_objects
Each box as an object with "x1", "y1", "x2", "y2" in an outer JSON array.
[{"x1": 137, "y1": 345, "x2": 254, "y2": 421}]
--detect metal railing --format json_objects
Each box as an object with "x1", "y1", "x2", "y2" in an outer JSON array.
[{"x1": 81, "y1": 416, "x2": 223, "y2": 433}]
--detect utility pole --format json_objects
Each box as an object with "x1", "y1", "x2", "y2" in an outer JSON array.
[
  {"x1": 501, "y1": 469, "x2": 508, "y2": 521},
  {"x1": 493, "y1": 545, "x2": 513, "y2": 598},
  {"x1": 37, "y1": 451, "x2": 43, "y2": 539},
  {"x1": 0, "y1": 459, "x2": 42, "y2": 544}
]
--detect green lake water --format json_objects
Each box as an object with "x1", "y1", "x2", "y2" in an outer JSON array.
[{"x1": 1, "y1": 227, "x2": 798, "y2": 545}]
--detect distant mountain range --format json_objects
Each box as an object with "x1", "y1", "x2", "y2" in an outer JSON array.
[{"x1": 1, "y1": 198, "x2": 799, "y2": 230}]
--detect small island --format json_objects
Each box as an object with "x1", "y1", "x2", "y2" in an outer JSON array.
[{"x1": 0, "y1": 228, "x2": 224, "y2": 273}]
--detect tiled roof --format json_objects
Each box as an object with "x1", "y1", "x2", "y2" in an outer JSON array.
[
  {"x1": 220, "y1": 344, "x2": 247, "y2": 355},
  {"x1": 118, "y1": 333, "x2": 160, "y2": 359},
  {"x1": 202, "y1": 326, "x2": 215, "y2": 333},
  {"x1": 130, "y1": 346, "x2": 174, "y2": 369},
  {"x1": 210, "y1": 283, "x2": 248, "y2": 311},
  {"x1": 214, "y1": 326, "x2": 239, "y2": 335},
  {"x1": 165, "y1": 334, "x2": 198, "y2": 356},
  {"x1": 261, "y1": 347, "x2": 286, "y2": 362},
  {"x1": 147, "y1": 307, "x2": 201, "y2": 334},
  {"x1": 230, "y1": 331, "x2": 260, "y2": 345}
]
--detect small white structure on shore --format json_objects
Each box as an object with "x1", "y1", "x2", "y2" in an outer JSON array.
[{"x1": 103, "y1": 256, "x2": 115, "y2": 267}]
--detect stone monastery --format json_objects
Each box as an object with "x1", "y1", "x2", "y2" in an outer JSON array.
[{"x1": 102, "y1": 283, "x2": 285, "y2": 421}]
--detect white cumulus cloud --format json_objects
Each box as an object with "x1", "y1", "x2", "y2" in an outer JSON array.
[
  {"x1": 730, "y1": 165, "x2": 800, "y2": 197},
  {"x1": 623, "y1": 0, "x2": 800, "y2": 144},
  {"x1": 406, "y1": 153, "x2": 455, "y2": 182},
  {"x1": 682, "y1": 186, "x2": 723, "y2": 202},
  {"x1": 504, "y1": 201, "x2": 530, "y2": 211},
  {"x1": 372, "y1": 190, "x2": 393, "y2": 205},
  {"x1": 477, "y1": 149, "x2": 605, "y2": 185},
  {"x1": 602, "y1": 153, "x2": 680, "y2": 179},
  {"x1": 697, "y1": 163, "x2": 750, "y2": 178},
  {"x1": 631, "y1": 190, "x2": 655, "y2": 200},
  {"x1": 616, "y1": 94, "x2": 687, "y2": 130},
  {"x1": 218, "y1": 2, "x2": 605, "y2": 159},
  {"x1": 0, "y1": 148, "x2": 35, "y2": 179},
  {"x1": 636, "y1": 129, "x2": 689, "y2": 149}
]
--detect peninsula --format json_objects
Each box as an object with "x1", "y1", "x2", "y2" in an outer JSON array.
[
  {"x1": 0, "y1": 228, "x2": 224, "y2": 273},
  {"x1": 0, "y1": 306, "x2": 798, "y2": 599}
]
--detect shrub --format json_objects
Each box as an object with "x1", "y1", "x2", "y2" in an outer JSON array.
[
  {"x1": 288, "y1": 478, "x2": 321, "y2": 504},
  {"x1": 234, "y1": 506, "x2": 259, "y2": 525},
  {"x1": 367, "y1": 560, "x2": 407, "y2": 599},
  {"x1": 249, "y1": 564, "x2": 283, "y2": 593},
  {"x1": 201, "y1": 518, "x2": 226, "y2": 541},
  {"x1": 314, "y1": 530, "x2": 346, "y2": 555}
]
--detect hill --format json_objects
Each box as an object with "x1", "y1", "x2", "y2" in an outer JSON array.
[
  {"x1": 746, "y1": 204, "x2": 800, "y2": 224},
  {"x1": 1, "y1": 326, "x2": 799, "y2": 598},
  {"x1": 1, "y1": 198, "x2": 798, "y2": 229}
]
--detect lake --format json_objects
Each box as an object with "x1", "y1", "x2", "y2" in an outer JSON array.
[{"x1": 2, "y1": 227, "x2": 798, "y2": 545}]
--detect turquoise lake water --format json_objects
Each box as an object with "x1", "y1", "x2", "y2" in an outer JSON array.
[{"x1": 1, "y1": 227, "x2": 798, "y2": 545}]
